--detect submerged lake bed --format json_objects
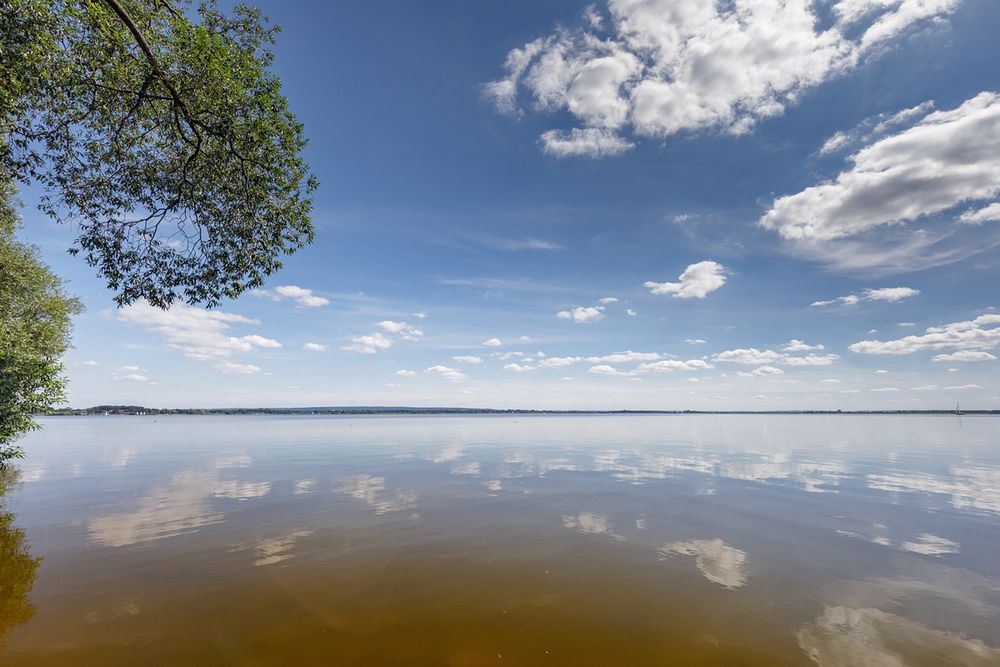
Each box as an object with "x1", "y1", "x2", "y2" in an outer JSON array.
[{"x1": 2, "y1": 414, "x2": 999, "y2": 665}]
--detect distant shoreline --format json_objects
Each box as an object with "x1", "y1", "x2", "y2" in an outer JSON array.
[{"x1": 46, "y1": 406, "x2": 999, "y2": 416}]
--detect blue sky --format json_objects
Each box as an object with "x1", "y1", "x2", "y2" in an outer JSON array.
[{"x1": 18, "y1": 0, "x2": 1000, "y2": 409}]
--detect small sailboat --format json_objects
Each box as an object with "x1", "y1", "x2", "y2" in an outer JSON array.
[{"x1": 955, "y1": 402, "x2": 963, "y2": 416}]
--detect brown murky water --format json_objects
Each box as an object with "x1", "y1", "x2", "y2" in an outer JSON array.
[{"x1": 2, "y1": 415, "x2": 999, "y2": 665}]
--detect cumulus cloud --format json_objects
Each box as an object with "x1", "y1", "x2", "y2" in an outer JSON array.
[
  {"x1": 541, "y1": 128, "x2": 635, "y2": 157},
  {"x1": 588, "y1": 364, "x2": 635, "y2": 377},
  {"x1": 252, "y1": 285, "x2": 329, "y2": 307},
  {"x1": 538, "y1": 356, "x2": 583, "y2": 368},
  {"x1": 849, "y1": 313, "x2": 1000, "y2": 355},
  {"x1": 763, "y1": 92, "x2": 1000, "y2": 240},
  {"x1": 714, "y1": 346, "x2": 838, "y2": 367},
  {"x1": 587, "y1": 350, "x2": 662, "y2": 364},
  {"x1": 487, "y1": 1, "x2": 956, "y2": 155},
  {"x1": 557, "y1": 305, "x2": 605, "y2": 323},
  {"x1": 713, "y1": 348, "x2": 783, "y2": 365},
  {"x1": 452, "y1": 355, "x2": 483, "y2": 364},
  {"x1": 503, "y1": 363, "x2": 534, "y2": 373},
  {"x1": 425, "y1": 365, "x2": 468, "y2": 383},
  {"x1": 636, "y1": 359, "x2": 712, "y2": 373},
  {"x1": 302, "y1": 342, "x2": 327, "y2": 352},
  {"x1": 377, "y1": 320, "x2": 424, "y2": 340},
  {"x1": 113, "y1": 365, "x2": 153, "y2": 383},
  {"x1": 960, "y1": 202, "x2": 1000, "y2": 224},
  {"x1": 342, "y1": 332, "x2": 393, "y2": 354},
  {"x1": 483, "y1": 338, "x2": 503, "y2": 347},
  {"x1": 811, "y1": 287, "x2": 920, "y2": 307},
  {"x1": 645, "y1": 261, "x2": 726, "y2": 299},
  {"x1": 343, "y1": 320, "x2": 424, "y2": 354},
  {"x1": 215, "y1": 362, "x2": 263, "y2": 375},
  {"x1": 119, "y1": 302, "x2": 279, "y2": 374},
  {"x1": 784, "y1": 339, "x2": 824, "y2": 352},
  {"x1": 396, "y1": 369, "x2": 417, "y2": 377},
  {"x1": 932, "y1": 350, "x2": 997, "y2": 362}
]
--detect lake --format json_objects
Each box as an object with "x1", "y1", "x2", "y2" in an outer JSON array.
[{"x1": 1, "y1": 414, "x2": 998, "y2": 665}]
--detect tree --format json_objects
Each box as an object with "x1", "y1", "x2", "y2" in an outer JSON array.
[
  {"x1": 1, "y1": 0, "x2": 317, "y2": 308},
  {"x1": 0, "y1": 182, "x2": 82, "y2": 460}
]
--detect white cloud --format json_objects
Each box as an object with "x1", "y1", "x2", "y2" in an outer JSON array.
[
  {"x1": 960, "y1": 201, "x2": 1000, "y2": 224},
  {"x1": 113, "y1": 372, "x2": 152, "y2": 383},
  {"x1": 413, "y1": 311, "x2": 428, "y2": 319},
  {"x1": 377, "y1": 320, "x2": 424, "y2": 340},
  {"x1": 587, "y1": 364, "x2": 635, "y2": 377},
  {"x1": 713, "y1": 348, "x2": 783, "y2": 365},
  {"x1": 762, "y1": 92, "x2": 1000, "y2": 242},
  {"x1": 626, "y1": 308, "x2": 637, "y2": 316},
  {"x1": 538, "y1": 356, "x2": 582, "y2": 368},
  {"x1": 119, "y1": 302, "x2": 279, "y2": 374},
  {"x1": 811, "y1": 287, "x2": 920, "y2": 307},
  {"x1": 743, "y1": 365, "x2": 784, "y2": 377},
  {"x1": 215, "y1": 362, "x2": 262, "y2": 375},
  {"x1": 557, "y1": 305, "x2": 605, "y2": 323},
  {"x1": 784, "y1": 339, "x2": 824, "y2": 352},
  {"x1": 714, "y1": 346, "x2": 838, "y2": 367},
  {"x1": 483, "y1": 338, "x2": 503, "y2": 347},
  {"x1": 636, "y1": 359, "x2": 712, "y2": 373},
  {"x1": 541, "y1": 128, "x2": 635, "y2": 158},
  {"x1": 241, "y1": 335, "x2": 281, "y2": 349},
  {"x1": 686, "y1": 338, "x2": 706, "y2": 345},
  {"x1": 342, "y1": 332, "x2": 393, "y2": 354},
  {"x1": 488, "y1": 1, "x2": 956, "y2": 153},
  {"x1": 645, "y1": 261, "x2": 726, "y2": 299},
  {"x1": 782, "y1": 354, "x2": 839, "y2": 367},
  {"x1": 598, "y1": 296, "x2": 619, "y2": 304},
  {"x1": 932, "y1": 350, "x2": 997, "y2": 362},
  {"x1": 252, "y1": 285, "x2": 329, "y2": 307},
  {"x1": 587, "y1": 350, "x2": 661, "y2": 364},
  {"x1": 453, "y1": 355, "x2": 483, "y2": 364},
  {"x1": 503, "y1": 363, "x2": 533, "y2": 373},
  {"x1": 944, "y1": 384, "x2": 983, "y2": 391},
  {"x1": 870, "y1": 387, "x2": 899, "y2": 392},
  {"x1": 425, "y1": 365, "x2": 468, "y2": 383},
  {"x1": 396, "y1": 369, "x2": 417, "y2": 377},
  {"x1": 850, "y1": 314, "x2": 1000, "y2": 355},
  {"x1": 302, "y1": 342, "x2": 327, "y2": 352},
  {"x1": 81, "y1": 360, "x2": 99, "y2": 366}
]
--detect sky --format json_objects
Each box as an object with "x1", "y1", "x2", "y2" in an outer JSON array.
[{"x1": 17, "y1": 0, "x2": 1000, "y2": 410}]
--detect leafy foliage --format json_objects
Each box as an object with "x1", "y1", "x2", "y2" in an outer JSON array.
[
  {"x1": 2, "y1": 0, "x2": 317, "y2": 307},
  {"x1": 0, "y1": 182, "x2": 82, "y2": 459}
]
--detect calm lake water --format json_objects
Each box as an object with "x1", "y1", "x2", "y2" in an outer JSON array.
[{"x1": 1, "y1": 414, "x2": 999, "y2": 665}]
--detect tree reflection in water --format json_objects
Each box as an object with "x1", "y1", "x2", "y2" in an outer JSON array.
[{"x1": 0, "y1": 466, "x2": 41, "y2": 649}]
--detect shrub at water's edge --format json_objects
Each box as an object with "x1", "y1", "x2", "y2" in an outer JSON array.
[{"x1": 0, "y1": 182, "x2": 82, "y2": 461}]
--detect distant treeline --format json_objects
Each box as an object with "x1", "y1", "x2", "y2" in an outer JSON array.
[{"x1": 46, "y1": 405, "x2": 1000, "y2": 416}]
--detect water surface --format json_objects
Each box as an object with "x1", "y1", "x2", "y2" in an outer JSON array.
[{"x1": 2, "y1": 415, "x2": 999, "y2": 665}]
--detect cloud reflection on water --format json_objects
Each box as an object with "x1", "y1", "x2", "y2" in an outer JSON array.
[
  {"x1": 88, "y1": 455, "x2": 268, "y2": 547},
  {"x1": 798, "y1": 606, "x2": 1000, "y2": 667},
  {"x1": 658, "y1": 539, "x2": 748, "y2": 589},
  {"x1": 333, "y1": 474, "x2": 418, "y2": 515}
]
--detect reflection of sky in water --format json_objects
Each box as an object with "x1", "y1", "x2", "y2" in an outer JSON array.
[
  {"x1": 6, "y1": 414, "x2": 1000, "y2": 664},
  {"x1": 659, "y1": 539, "x2": 748, "y2": 589}
]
